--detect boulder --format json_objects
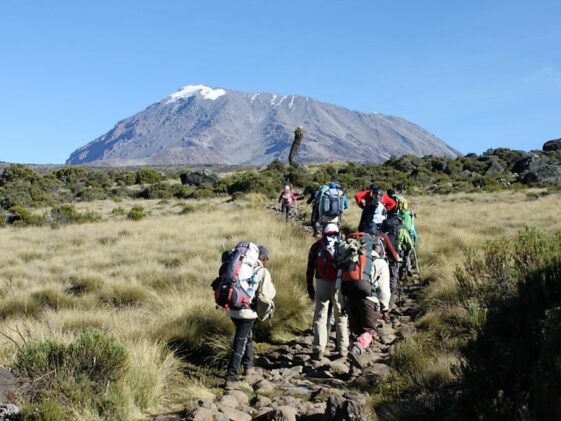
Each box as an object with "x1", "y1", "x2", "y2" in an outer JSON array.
[
  {"x1": 543, "y1": 138, "x2": 561, "y2": 152},
  {"x1": 179, "y1": 169, "x2": 219, "y2": 187},
  {"x1": 254, "y1": 406, "x2": 298, "y2": 421},
  {"x1": 325, "y1": 395, "x2": 365, "y2": 420},
  {"x1": 484, "y1": 156, "x2": 506, "y2": 176},
  {"x1": 521, "y1": 165, "x2": 561, "y2": 185},
  {"x1": 218, "y1": 406, "x2": 252, "y2": 421},
  {"x1": 187, "y1": 407, "x2": 215, "y2": 421},
  {"x1": 226, "y1": 389, "x2": 250, "y2": 406},
  {"x1": 511, "y1": 154, "x2": 550, "y2": 174}
]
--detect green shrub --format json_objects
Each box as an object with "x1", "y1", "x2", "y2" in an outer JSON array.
[
  {"x1": 8, "y1": 206, "x2": 44, "y2": 226},
  {"x1": 127, "y1": 205, "x2": 145, "y2": 220},
  {"x1": 50, "y1": 204, "x2": 101, "y2": 225},
  {"x1": 135, "y1": 168, "x2": 162, "y2": 185},
  {"x1": 14, "y1": 329, "x2": 128, "y2": 418},
  {"x1": 451, "y1": 228, "x2": 561, "y2": 419},
  {"x1": 111, "y1": 206, "x2": 127, "y2": 216}
]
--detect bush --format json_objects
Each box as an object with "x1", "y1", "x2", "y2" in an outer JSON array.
[
  {"x1": 127, "y1": 205, "x2": 145, "y2": 221},
  {"x1": 50, "y1": 204, "x2": 101, "y2": 225},
  {"x1": 452, "y1": 228, "x2": 561, "y2": 419},
  {"x1": 135, "y1": 168, "x2": 162, "y2": 185},
  {"x1": 8, "y1": 206, "x2": 44, "y2": 226},
  {"x1": 14, "y1": 329, "x2": 128, "y2": 418}
]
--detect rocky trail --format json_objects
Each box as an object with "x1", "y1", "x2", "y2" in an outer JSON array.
[{"x1": 153, "y1": 207, "x2": 423, "y2": 421}]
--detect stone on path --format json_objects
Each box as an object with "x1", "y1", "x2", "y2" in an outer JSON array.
[{"x1": 325, "y1": 394, "x2": 365, "y2": 420}]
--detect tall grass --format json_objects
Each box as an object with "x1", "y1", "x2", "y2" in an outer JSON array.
[
  {"x1": 352, "y1": 190, "x2": 561, "y2": 417},
  {"x1": 0, "y1": 197, "x2": 312, "y2": 419}
]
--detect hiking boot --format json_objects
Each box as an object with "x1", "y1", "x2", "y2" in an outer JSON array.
[
  {"x1": 312, "y1": 349, "x2": 324, "y2": 361},
  {"x1": 224, "y1": 379, "x2": 242, "y2": 390},
  {"x1": 348, "y1": 346, "x2": 365, "y2": 370}
]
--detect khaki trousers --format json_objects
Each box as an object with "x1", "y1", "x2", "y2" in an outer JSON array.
[{"x1": 312, "y1": 278, "x2": 349, "y2": 354}]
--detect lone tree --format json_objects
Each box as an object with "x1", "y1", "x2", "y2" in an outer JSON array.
[{"x1": 288, "y1": 126, "x2": 304, "y2": 166}]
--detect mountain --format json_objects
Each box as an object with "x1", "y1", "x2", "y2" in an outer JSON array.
[{"x1": 67, "y1": 85, "x2": 460, "y2": 166}]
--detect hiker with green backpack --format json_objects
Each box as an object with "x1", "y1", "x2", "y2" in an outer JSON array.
[
  {"x1": 211, "y1": 243, "x2": 276, "y2": 389},
  {"x1": 334, "y1": 231, "x2": 391, "y2": 369}
]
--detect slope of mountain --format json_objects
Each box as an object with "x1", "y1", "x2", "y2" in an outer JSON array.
[{"x1": 67, "y1": 85, "x2": 460, "y2": 166}]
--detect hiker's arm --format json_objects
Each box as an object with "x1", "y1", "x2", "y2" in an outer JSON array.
[
  {"x1": 354, "y1": 190, "x2": 367, "y2": 207},
  {"x1": 261, "y1": 268, "x2": 276, "y2": 300},
  {"x1": 306, "y1": 243, "x2": 318, "y2": 298}
]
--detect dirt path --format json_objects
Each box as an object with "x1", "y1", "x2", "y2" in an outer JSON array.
[{"x1": 152, "y1": 208, "x2": 422, "y2": 420}]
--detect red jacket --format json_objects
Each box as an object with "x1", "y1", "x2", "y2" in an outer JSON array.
[{"x1": 354, "y1": 190, "x2": 396, "y2": 212}]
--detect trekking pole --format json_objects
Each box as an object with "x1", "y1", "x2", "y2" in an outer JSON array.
[{"x1": 412, "y1": 246, "x2": 421, "y2": 278}]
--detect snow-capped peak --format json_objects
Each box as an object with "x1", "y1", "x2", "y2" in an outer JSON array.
[{"x1": 166, "y1": 85, "x2": 226, "y2": 103}]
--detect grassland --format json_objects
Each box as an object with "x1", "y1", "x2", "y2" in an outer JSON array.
[
  {"x1": 0, "y1": 188, "x2": 560, "y2": 419},
  {"x1": 0, "y1": 196, "x2": 313, "y2": 419}
]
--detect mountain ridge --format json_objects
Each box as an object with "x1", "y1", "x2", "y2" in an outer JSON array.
[{"x1": 67, "y1": 85, "x2": 461, "y2": 166}]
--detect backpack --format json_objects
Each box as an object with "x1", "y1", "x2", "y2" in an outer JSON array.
[
  {"x1": 212, "y1": 242, "x2": 260, "y2": 310},
  {"x1": 315, "y1": 239, "x2": 339, "y2": 281},
  {"x1": 320, "y1": 187, "x2": 344, "y2": 218},
  {"x1": 334, "y1": 232, "x2": 385, "y2": 297},
  {"x1": 381, "y1": 213, "x2": 402, "y2": 250}
]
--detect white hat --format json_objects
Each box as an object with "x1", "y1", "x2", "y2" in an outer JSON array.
[{"x1": 323, "y1": 223, "x2": 339, "y2": 235}]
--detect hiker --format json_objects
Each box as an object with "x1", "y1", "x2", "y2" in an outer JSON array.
[
  {"x1": 310, "y1": 182, "x2": 349, "y2": 236},
  {"x1": 380, "y1": 208, "x2": 403, "y2": 309},
  {"x1": 355, "y1": 184, "x2": 396, "y2": 232},
  {"x1": 307, "y1": 223, "x2": 349, "y2": 360},
  {"x1": 397, "y1": 197, "x2": 417, "y2": 277},
  {"x1": 335, "y1": 233, "x2": 390, "y2": 369},
  {"x1": 278, "y1": 185, "x2": 298, "y2": 221},
  {"x1": 221, "y1": 244, "x2": 276, "y2": 388}
]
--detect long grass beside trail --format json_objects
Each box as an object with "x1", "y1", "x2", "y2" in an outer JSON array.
[{"x1": 0, "y1": 196, "x2": 313, "y2": 419}]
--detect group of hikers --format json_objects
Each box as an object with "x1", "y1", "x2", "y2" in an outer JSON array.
[{"x1": 213, "y1": 182, "x2": 418, "y2": 388}]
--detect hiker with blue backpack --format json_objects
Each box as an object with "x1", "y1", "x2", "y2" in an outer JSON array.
[
  {"x1": 310, "y1": 182, "x2": 349, "y2": 236},
  {"x1": 306, "y1": 223, "x2": 349, "y2": 361},
  {"x1": 211, "y1": 243, "x2": 276, "y2": 389},
  {"x1": 333, "y1": 231, "x2": 391, "y2": 369}
]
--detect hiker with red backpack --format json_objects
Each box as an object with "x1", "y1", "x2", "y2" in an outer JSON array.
[
  {"x1": 278, "y1": 185, "x2": 298, "y2": 221},
  {"x1": 212, "y1": 243, "x2": 276, "y2": 389},
  {"x1": 355, "y1": 184, "x2": 397, "y2": 232},
  {"x1": 334, "y1": 232, "x2": 391, "y2": 369},
  {"x1": 306, "y1": 223, "x2": 349, "y2": 361}
]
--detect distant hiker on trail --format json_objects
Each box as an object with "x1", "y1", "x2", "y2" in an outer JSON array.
[
  {"x1": 278, "y1": 185, "x2": 298, "y2": 221},
  {"x1": 306, "y1": 223, "x2": 349, "y2": 361},
  {"x1": 355, "y1": 184, "x2": 397, "y2": 232},
  {"x1": 309, "y1": 182, "x2": 349, "y2": 236},
  {"x1": 334, "y1": 232, "x2": 390, "y2": 370},
  {"x1": 212, "y1": 243, "x2": 276, "y2": 389}
]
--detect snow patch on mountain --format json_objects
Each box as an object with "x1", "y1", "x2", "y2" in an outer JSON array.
[{"x1": 166, "y1": 85, "x2": 226, "y2": 103}]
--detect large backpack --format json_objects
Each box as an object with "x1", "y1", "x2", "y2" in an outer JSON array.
[
  {"x1": 334, "y1": 232, "x2": 384, "y2": 297},
  {"x1": 314, "y1": 239, "x2": 339, "y2": 281},
  {"x1": 381, "y1": 213, "x2": 402, "y2": 250},
  {"x1": 212, "y1": 242, "x2": 260, "y2": 310},
  {"x1": 319, "y1": 187, "x2": 344, "y2": 218}
]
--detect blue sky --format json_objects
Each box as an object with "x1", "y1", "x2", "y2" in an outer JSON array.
[{"x1": 0, "y1": 0, "x2": 560, "y2": 163}]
